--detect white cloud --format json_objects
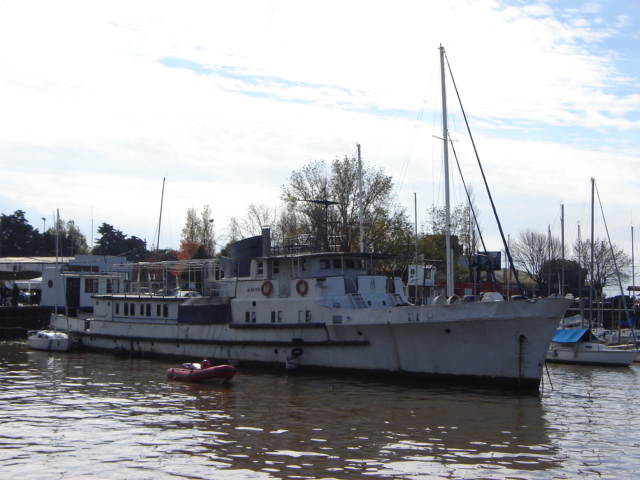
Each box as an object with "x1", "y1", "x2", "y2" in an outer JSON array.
[{"x1": 0, "y1": 0, "x2": 638, "y2": 259}]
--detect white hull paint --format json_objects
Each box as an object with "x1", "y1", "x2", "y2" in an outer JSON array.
[
  {"x1": 53, "y1": 295, "x2": 570, "y2": 388},
  {"x1": 546, "y1": 342, "x2": 639, "y2": 366},
  {"x1": 27, "y1": 330, "x2": 72, "y2": 352}
]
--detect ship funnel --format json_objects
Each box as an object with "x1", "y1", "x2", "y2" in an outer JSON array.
[{"x1": 262, "y1": 226, "x2": 271, "y2": 257}]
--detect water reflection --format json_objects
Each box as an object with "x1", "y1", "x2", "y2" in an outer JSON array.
[{"x1": 1, "y1": 343, "x2": 638, "y2": 479}]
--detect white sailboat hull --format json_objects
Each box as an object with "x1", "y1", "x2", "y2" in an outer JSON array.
[
  {"x1": 546, "y1": 342, "x2": 639, "y2": 366},
  {"x1": 27, "y1": 330, "x2": 72, "y2": 352}
]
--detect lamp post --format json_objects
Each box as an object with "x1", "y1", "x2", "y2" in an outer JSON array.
[
  {"x1": 207, "y1": 219, "x2": 214, "y2": 257},
  {"x1": 42, "y1": 217, "x2": 46, "y2": 233}
]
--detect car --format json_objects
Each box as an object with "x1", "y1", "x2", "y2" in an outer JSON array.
[
  {"x1": 176, "y1": 290, "x2": 202, "y2": 298},
  {"x1": 156, "y1": 289, "x2": 176, "y2": 296},
  {"x1": 18, "y1": 291, "x2": 36, "y2": 304}
]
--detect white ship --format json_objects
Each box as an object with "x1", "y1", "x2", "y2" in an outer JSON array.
[
  {"x1": 50, "y1": 228, "x2": 571, "y2": 389},
  {"x1": 50, "y1": 45, "x2": 571, "y2": 388}
]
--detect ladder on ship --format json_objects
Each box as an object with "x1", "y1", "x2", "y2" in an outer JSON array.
[{"x1": 349, "y1": 293, "x2": 366, "y2": 308}]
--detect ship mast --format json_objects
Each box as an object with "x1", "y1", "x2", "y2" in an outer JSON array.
[
  {"x1": 440, "y1": 44, "x2": 454, "y2": 297},
  {"x1": 357, "y1": 143, "x2": 364, "y2": 253}
]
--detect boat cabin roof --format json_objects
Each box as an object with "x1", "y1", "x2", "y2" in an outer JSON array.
[{"x1": 552, "y1": 328, "x2": 592, "y2": 343}]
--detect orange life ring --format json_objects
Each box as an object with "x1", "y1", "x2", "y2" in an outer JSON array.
[
  {"x1": 296, "y1": 279, "x2": 309, "y2": 296},
  {"x1": 261, "y1": 281, "x2": 273, "y2": 296}
]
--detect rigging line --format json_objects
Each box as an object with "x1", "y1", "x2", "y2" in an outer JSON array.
[
  {"x1": 393, "y1": 66, "x2": 437, "y2": 216},
  {"x1": 448, "y1": 134, "x2": 499, "y2": 290},
  {"x1": 444, "y1": 49, "x2": 524, "y2": 295},
  {"x1": 594, "y1": 183, "x2": 635, "y2": 334},
  {"x1": 393, "y1": 85, "x2": 430, "y2": 215}
]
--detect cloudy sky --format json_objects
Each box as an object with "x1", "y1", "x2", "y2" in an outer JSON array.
[{"x1": 1, "y1": 0, "x2": 639, "y2": 273}]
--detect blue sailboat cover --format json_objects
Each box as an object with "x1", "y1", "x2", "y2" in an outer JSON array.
[{"x1": 552, "y1": 328, "x2": 590, "y2": 343}]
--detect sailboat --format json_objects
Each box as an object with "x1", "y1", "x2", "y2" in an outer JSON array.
[
  {"x1": 546, "y1": 179, "x2": 639, "y2": 366},
  {"x1": 28, "y1": 210, "x2": 72, "y2": 352},
  {"x1": 27, "y1": 329, "x2": 72, "y2": 352},
  {"x1": 50, "y1": 46, "x2": 571, "y2": 389}
]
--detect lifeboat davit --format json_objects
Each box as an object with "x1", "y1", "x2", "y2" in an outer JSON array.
[{"x1": 166, "y1": 361, "x2": 236, "y2": 383}]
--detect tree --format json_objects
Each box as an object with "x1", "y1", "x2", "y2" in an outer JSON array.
[
  {"x1": 199, "y1": 205, "x2": 215, "y2": 258},
  {"x1": 423, "y1": 202, "x2": 478, "y2": 282},
  {"x1": 539, "y1": 258, "x2": 587, "y2": 298},
  {"x1": 280, "y1": 156, "x2": 409, "y2": 254},
  {"x1": 574, "y1": 238, "x2": 631, "y2": 298},
  {"x1": 0, "y1": 210, "x2": 38, "y2": 256},
  {"x1": 45, "y1": 218, "x2": 89, "y2": 256},
  {"x1": 92, "y1": 223, "x2": 147, "y2": 261},
  {"x1": 1, "y1": 210, "x2": 90, "y2": 257},
  {"x1": 177, "y1": 205, "x2": 216, "y2": 260},
  {"x1": 510, "y1": 230, "x2": 565, "y2": 295},
  {"x1": 229, "y1": 204, "x2": 278, "y2": 241},
  {"x1": 63, "y1": 220, "x2": 89, "y2": 255}
]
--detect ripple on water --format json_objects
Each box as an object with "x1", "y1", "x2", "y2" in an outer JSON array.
[{"x1": 2, "y1": 344, "x2": 640, "y2": 479}]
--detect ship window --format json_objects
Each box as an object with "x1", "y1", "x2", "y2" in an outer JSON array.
[
  {"x1": 85, "y1": 279, "x2": 98, "y2": 293},
  {"x1": 157, "y1": 304, "x2": 161, "y2": 316},
  {"x1": 278, "y1": 311, "x2": 283, "y2": 323},
  {"x1": 115, "y1": 303, "x2": 120, "y2": 315},
  {"x1": 257, "y1": 261, "x2": 264, "y2": 276},
  {"x1": 146, "y1": 304, "x2": 151, "y2": 316},
  {"x1": 306, "y1": 310, "x2": 312, "y2": 322},
  {"x1": 130, "y1": 303, "x2": 135, "y2": 316},
  {"x1": 271, "y1": 311, "x2": 276, "y2": 323},
  {"x1": 111, "y1": 279, "x2": 120, "y2": 293},
  {"x1": 245, "y1": 312, "x2": 250, "y2": 323},
  {"x1": 124, "y1": 303, "x2": 129, "y2": 315},
  {"x1": 273, "y1": 260, "x2": 279, "y2": 274},
  {"x1": 106, "y1": 279, "x2": 112, "y2": 293},
  {"x1": 163, "y1": 304, "x2": 169, "y2": 317},
  {"x1": 345, "y1": 259, "x2": 355, "y2": 269},
  {"x1": 320, "y1": 259, "x2": 330, "y2": 269},
  {"x1": 251, "y1": 312, "x2": 256, "y2": 323},
  {"x1": 333, "y1": 259, "x2": 342, "y2": 269}
]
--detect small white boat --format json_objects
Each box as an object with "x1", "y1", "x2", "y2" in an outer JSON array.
[
  {"x1": 546, "y1": 328, "x2": 639, "y2": 366},
  {"x1": 27, "y1": 329, "x2": 72, "y2": 352}
]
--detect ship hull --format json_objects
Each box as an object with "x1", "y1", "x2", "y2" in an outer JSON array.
[{"x1": 53, "y1": 298, "x2": 570, "y2": 389}]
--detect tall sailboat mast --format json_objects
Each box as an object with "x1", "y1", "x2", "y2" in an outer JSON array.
[
  {"x1": 632, "y1": 226, "x2": 635, "y2": 296},
  {"x1": 440, "y1": 44, "x2": 454, "y2": 297},
  {"x1": 589, "y1": 177, "x2": 595, "y2": 325},
  {"x1": 560, "y1": 203, "x2": 565, "y2": 296}
]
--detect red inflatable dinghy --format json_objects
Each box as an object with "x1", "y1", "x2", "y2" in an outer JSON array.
[{"x1": 166, "y1": 360, "x2": 236, "y2": 383}]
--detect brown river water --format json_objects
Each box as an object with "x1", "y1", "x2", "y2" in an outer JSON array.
[{"x1": 1, "y1": 341, "x2": 639, "y2": 479}]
